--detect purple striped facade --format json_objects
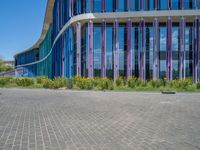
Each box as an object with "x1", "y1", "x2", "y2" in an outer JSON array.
[
  {"x1": 76, "y1": 22, "x2": 81, "y2": 76},
  {"x1": 88, "y1": 20, "x2": 94, "y2": 78},
  {"x1": 154, "y1": 0, "x2": 158, "y2": 10},
  {"x1": 72, "y1": 17, "x2": 199, "y2": 82},
  {"x1": 101, "y1": 21, "x2": 106, "y2": 78},
  {"x1": 179, "y1": 17, "x2": 186, "y2": 79},
  {"x1": 102, "y1": 0, "x2": 106, "y2": 12},
  {"x1": 126, "y1": 19, "x2": 132, "y2": 79},
  {"x1": 139, "y1": 18, "x2": 146, "y2": 80},
  {"x1": 113, "y1": 20, "x2": 119, "y2": 80},
  {"x1": 193, "y1": 18, "x2": 199, "y2": 82},
  {"x1": 153, "y1": 17, "x2": 159, "y2": 80},
  {"x1": 166, "y1": 17, "x2": 172, "y2": 80}
]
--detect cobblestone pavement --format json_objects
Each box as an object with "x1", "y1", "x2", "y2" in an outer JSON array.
[{"x1": 0, "y1": 89, "x2": 200, "y2": 150}]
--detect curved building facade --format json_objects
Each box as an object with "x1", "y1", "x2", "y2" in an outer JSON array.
[{"x1": 14, "y1": 0, "x2": 200, "y2": 82}]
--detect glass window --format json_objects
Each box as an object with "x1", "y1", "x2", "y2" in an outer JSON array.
[
  {"x1": 159, "y1": 0, "x2": 168, "y2": 10},
  {"x1": 172, "y1": 27, "x2": 179, "y2": 79},
  {"x1": 76, "y1": 0, "x2": 81, "y2": 14},
  {"x1": 73, "y1": 29, "x2": 77, "y2": 76},
  {"x1": 149, "y1": 0, "x2": 155, "y2": 10},
  {"x1": 132, "y1": 26, "x2": 139, "y2": 77},
  {"x1": 118, "y1": 25, "x2": 126, "y2": 77},
  {"x1": 185, "y1": 26, "x2": 193, "y2": 77},
  {"x1": 106, "y1": 0, "x2": 114, "y2": 12},
  {"x1": 159, "y1": 26, "x2": 167, "y2": 79},
  {"x1": 118, "y1": 0, "x2": 126, "y2": 12},
  {"x1": 197, "y1": 0, "x2": 200, "y2": 9},
  {"x1": 131, "y1": 0, "x2": 139, "y2": 11},
  {"x1": 171, "y1": 0, "x2": 179, "y2": 10},
  {"x1": 146, "y1": 26, "x2": 154, "y2": 79},
  {"x1": 185, "y1": 0, "x2": 193, "y2": 9},
  {"x1": 106, "y1": 25, "x2": 113, "y2": 78},
  {"x1": 144, "y1": 0, "x2": 154, "y2": 10},
  {"x1": 86, "y1": 0, "x2": 90, "y2": 13},
  {"x1": 93, "y1": 25, "x2": 102, "y2": 77},
  {"x1": 81, "y1": 25, "x2": 88, "y2": 77},
  {"x1": 94, "y1": 0, "x2": 102, "y2": 12}
]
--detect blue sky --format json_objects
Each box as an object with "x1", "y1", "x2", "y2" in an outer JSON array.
[{"x1": 0, "y1": 0, "x2": 47, "y2": 60}]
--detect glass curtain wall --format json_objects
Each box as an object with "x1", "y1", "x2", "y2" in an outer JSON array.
[
  {"x1": 81, "y1": 25, "x2": 88, "y2": 77},
  {"x1": 172, "y1": 26, "x2": 179, "y2": 79},
  {"x1": 131, "y1": 0, "x2": 139, "y2": 11},
  {"x1": 93, "y1": 25, "x2": 102, "y2": 77},
  {"x1": 185, "y1": 0, "x2": 193, "y2": 9},
  {"x1": 159, "y1": 25, "x2": 167, "y2": 79},
  {"x1": 106, "y1": 25, "x2": 114, "y2": 78},
  {"x1": 159, "y1": 0, "x2": 168, "y2": 10},
  {"x1": 171, "y1": 0, "x2": 179, "y2": 9},
  {"x1": 106, "y1": 0, "x2": 114, "y2": 12},
  {"x1": 144, "y1": 0, "x2": 154, "y2": 10},
  {"x1": 73, "y1": 27, "x2": 77, "y2": 76},
  {"x1": 185, "y1": 25, "x2": 193, "y2": 77},
  {"x1": 132, "y1": 25, "x2": 139, "y2": 77},
  {"x1": 118, "y1": 25, "x2": 126, "y2": 77},
  {"x1": 146, "y1": 25, "x2": 154, "y2": 79},
  {"x1": 94, "y1": 0, "x2": 102, "y2": 12},
  {"x1": 118, "y1": 0, "x2": 126, "y2": 11}
]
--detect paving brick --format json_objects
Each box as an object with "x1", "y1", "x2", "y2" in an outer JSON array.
[{"x1": 0, "y1": 88, "x2": 200, "y2": 150}]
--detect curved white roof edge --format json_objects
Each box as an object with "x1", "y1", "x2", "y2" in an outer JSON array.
[{"x1": 14, "y1": 0, "x2": 55, "y2": 58}]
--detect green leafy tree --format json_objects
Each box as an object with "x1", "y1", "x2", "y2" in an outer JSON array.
[{"x1": 0, "y1": 57, "x2": 14, "y2": 72}]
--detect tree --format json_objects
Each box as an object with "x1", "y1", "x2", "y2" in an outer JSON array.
[
  {"x1": 0, "y1": 57, "x2": 3, "y2": 67},
  {"x1": 0, "y1": 57, "x2": 14, "y2": 72}
]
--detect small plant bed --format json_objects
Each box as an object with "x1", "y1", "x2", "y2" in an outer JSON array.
[{"x1": 0, "y1": 76, "x2": 200, "y2": 92}]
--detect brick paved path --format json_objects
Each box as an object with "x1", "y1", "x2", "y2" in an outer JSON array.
[{"x1": 0, "y1": 88, "x2": 200, "y2": 150}]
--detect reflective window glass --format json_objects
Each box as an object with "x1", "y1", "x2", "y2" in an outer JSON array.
[
  {"x1": 118, "y1": 0, "x2": 126, "y2": 11},
  {"x1": 159, "y1": 0, "x2": 168, "y2": 10},
  {"x1": 93, "y1": 25, "x2": 102, "y2": 77},
  {"x1": 146, "y1": 26, "x2": 154, "y2": 79},
  {"x1": 106, "y1": 0, "x2": 114, "y2": 12},
  {"x1": 131, "y1": 0, "x2": 139, "y2": 11},
  {"x1": 185, "y1": 0, "x2": 193, "y2": 9},
  {"x1": 171, "y1": 0, "x2": 179, "y2": 9},
  {"x1": 159, "y1": 26, "x2": 166, "y2": 79},
  {"x1": 172, "y1": 27, "x2": 179, "y2": 79},
  {"x1": 94, "y1": 0, "x2": 102, "y2": 12},
  {"x1": 106, "y1": 25, "x2": 113, "y2": 78},
  {"x1": 81, "y1": 25, "x2": 88, "y2": 77},
  {"x1": 185, "y1": 26, "x2": 193, "y2": 77},
  {"x1": 118, "y1": 25, "x2": 126, "y2": 77}
]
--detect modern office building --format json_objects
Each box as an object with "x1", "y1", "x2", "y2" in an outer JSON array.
[{"x1": 14, "y1": 0, "x2": 200, "y2": 82}]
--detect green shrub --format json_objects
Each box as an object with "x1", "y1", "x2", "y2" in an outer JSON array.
[
  {"x1": 149, "y1": 80, "x2": 163, "y2": 88},
  {"x1": 0, "y1": 77, "x2": 13, "y2": 86},
  {"x1": 15, "y1": 78, "x2": 34, "y2": 87},
  {"x1": 178, "y1": 79, "x2": 193, "y2": 89},
  {"x1": 51, "y1": 77, "x2": 67, "y2": 89},
  {"x1": 140, "y1": 80, "x2": 147, "y2": 87},
  {"x1": 168, "y1": 80, "x2": 176, "y2": 88},
  {"x1": 135, "y1": 78, "x2": 145, "y2": 87},
  {"x1": 115, "y1": 77, "x2": 126, "y2": 87},
  {"x1": 168, "y1": 79, "x2": 192, "y2": 89},
  {"x1": 43, "y1": 78, "x2": 53, "y2": 89},
  {"x1": 76, "y1": 78, "x2": 94, "y2": 90},
  {"x1": 196, "y1": 82, "x2": 200, "y2": 89},
  {"x1": 162, "y1": 78, "x2": 167, "y2": 87},
  {"x1": 36, "y1": 76, "x2": 49, "y2": 84},
  {"x1": 73, "y1": 75, "x2": 81, "y2": 85},
  {"x1": 92, "y1": 77, "x2": 101, "y2": 88},
  {"x1": 127, "y1": 77, "x2": 138, "y2": 88},
  {"x1": 99, "y1": 78, "x2": 114, "y2": 90}
]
